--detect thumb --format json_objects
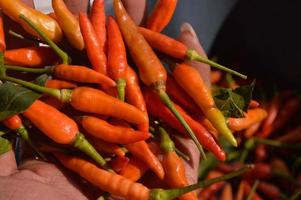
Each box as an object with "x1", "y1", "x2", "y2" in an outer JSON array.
[
  {"x1": 0, "y1": 150, "x2": 17, "y2": 176},
  {"x1": 178, "y1": 23, "x2": 211, "y2": 87},
  {"x1": 122, "y1": 0, "x2": 147, "y2": 25}
]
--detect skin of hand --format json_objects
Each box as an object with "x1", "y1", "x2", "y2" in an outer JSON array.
[{"x1": 0, "y1": 0, "x2": 209, "y2": 199}]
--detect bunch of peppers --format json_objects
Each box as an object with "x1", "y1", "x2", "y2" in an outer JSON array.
[{"x1": 0, "y1": 0, "x2": 299, "y2": 199}]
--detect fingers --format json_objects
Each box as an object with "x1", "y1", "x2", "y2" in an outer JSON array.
[
  {"x1": 122, "y1": 0, "x2": 147, "y2": 25},
  {"x1": 0, "y1": 150, "x2": 17, "y2": 176},
  {"x1": 178, "y1": 23, "x2": 211, "y2": 87},
  {"x1": 63, "y1": 0, "x2": 89, "y2": 15}
]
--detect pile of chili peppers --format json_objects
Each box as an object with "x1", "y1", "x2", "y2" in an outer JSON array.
[{"x1": 0, "y1": 0, "x2": 300, "y2": 199}]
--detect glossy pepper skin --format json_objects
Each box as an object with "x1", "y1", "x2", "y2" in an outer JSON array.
[
  {"x1": 52, "y1": 0, "x2": 84, "y2": 50},
  {"x1": 113, "y1": 0, "x2": 167, "y2": 86},
  {"x1": 4, "y1": 47, "x2": 59, "y2": 67},
  {"x1": 0, "y1": 12, "x2": 5, "y2": 51},
  {"x1": 90, "y1": 0, "x2": 106, "y2": 51},
  {"x1": 0, "y1": 0, "x2": 62, "y2": 42},
  {"x1": 147, "y1": 0, "x2": 178, "y2": 32}
]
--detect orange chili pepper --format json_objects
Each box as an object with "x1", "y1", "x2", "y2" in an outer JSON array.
[
  {"x1": 147, "y1": 0, "x2": 178, "y2": 32},
  {"x1": 45, "y1": 79, "x2": 77, "y2": 89},
  {"x1": 52, "y1": 0, "x2": 84, "y2": 50},
  {"x1": 119, "y1": 156, "x2": 149, "y2": 181},
  {"x1": 108, "y1": 16, "x2": 127, "y2": 101},
  {"x1": 166, "y1": 75, "x2": 200, "y2": 114},
  {"x1": 22, "y1": 100, "x2": 109, "y2": 169},
  {"x1": 242, "y1": 182, "x2": 263, "y2": 200},
  {"x1": 114, "y1": 0, "x2": 205, "y2": 156},
  {"x1": 109, "y1": 156, "x2": 130, "y2": 173},
  {"x1": 90, "y1": 0, "x2": 106, "y2": 51},
  {"x1": 139, "y1": 27, "x2": 246, "y2": 79},
  {"x1": 220, "y1": 184, "x2": 233, "y2": 200},
  {"x1": 228, "y1": 108, "x2": 268, "y2": 132},
  {"x1": 244, "y1": 122, "x2": 261, "y2": 138},
  {"x1": 249, "y1": 100, "x2": 260, "y2": 108},
  {"x1": 144, "y1": 89, "x2": 226, "y2": 161},
  {"x1": 159, "y1": 127, "x2": 198, "y2": 200},
  {"x1": 173, "y1": 63, "x2": 237, "y2": 146},
  {"x1": 4, "y1": 47, "x2": 59, "y2": 67},
  {"x1": 79, "y1": 12, "x2": 107, "y2": 74},
  {"x1": 87, "y1": 135, "x2": 125, "y2": 157},
  {"x1": 0, "y1": 0, "x2": 62, "y2": 42},
  {"x1": 80, "y1": 116, "x2": 151, "y2": 144},
  {"x1": 2, "y1": 114, "x2": 44, "y2": 159},
  {"x1": 210, "y1": 70, "x2": 222, "y2": 84},
  {"x1": 0, "y1": 11, "x2": 5, "y2": 52},
  {"x1": 199, "y1": 171, "x2": 225, "y2": 199}
]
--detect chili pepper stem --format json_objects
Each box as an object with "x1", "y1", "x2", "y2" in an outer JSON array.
[
  {"x1": 150, "y1": 165, "x2": 253, "y2": 200},
  {"x1": 19, "y1": 14, "x2": 70, "y2": 64},
  {"x1": 175, "y1": 148, "x2": 190, "y2": 162},
  {"x1": 0, "y1": 75, "x2": 72, "y2": 103},
  {"x1": 157, "y1": 88, "x2": 206, "y2": 159},
  {"x1": 17, "y1": 125, "x2": 47, "y2": 161},
  {"x1": 72, "y1": 132, "x2": 112, "y2": 171},
  {"x1": 4, "y1": 65, "x2": 54, "y2": 74},
  {"x1": 0, "y1": 52, "x2": 5, "y2": 76},
  {"x1": 246, "y1": 180, "x2": 260, "y2": 200},
  {"x1": 8, "y1": 30, "x2": 43, "y2": 44},
  {"x1": 159, "y1": 127, "x2": 175, "y2": 152},
  {"x1": 186, "y1": 49, "x2": 247, "y2": 79},
  {"x1": 117, "y1": 78, "x2": 126, "y2": 101},
  {"x1": 254, "y1": 137, "x2": 299, "y2": 149}
]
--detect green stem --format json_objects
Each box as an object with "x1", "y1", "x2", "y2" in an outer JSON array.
[
  {"x1": 157, "y1": 89, "x2": 206, "y2": 160},
  {"x1": 246, "y1": 180, "x2": 260, "y2": 200},
  {"x1": 240, "y1": 138, "x2": 255, "y2": 163},
  {"x1": 72, "y1": 132, "x2": 113, "y2": 172},
  {"x1": 0, "y1": 75, "x2": 72, "y2": 102},
  {"x1": 5, "y1": 65, "x2": 53, "y2": 74},
  {"x1": 187, "y1": 49, "x2": 247, "y2": 79},
  {"x1": 0, "y1": 52, "x2": 5, "y2": 76},
  {"x1": 175, "y1": 148, "x2": 190, "y2": 162},
  {"x1": 17, "y1": 125, "x2": 47, "y2": 161},
  {"x1": 150, "y1": 165, "x2": 253, "y2": 200},
  {"x1": 8, "y1": 30, "x2": 43, "y2": 44},
  {"x1": 254, "y1": 137, "x2": 299, "y2": 149},
  {"x1": 159, "y1": 127, "x2": 175, "y2": 153},
  {"x1": 19, "y1": 14, "x2": 69, "y2": 64},
  {"x1": 289, "y1": 187, "x2": 301, "y2": 200},
  {"x1": 117, "y1": 78, "x2": 126, "y2": 102}
]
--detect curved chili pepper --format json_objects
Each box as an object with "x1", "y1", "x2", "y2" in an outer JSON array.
[
  {"x1": 147, "y1": 0, "x2": 178, "y2": 32},
  {"x1": 173, "y1": 63, "x2": 237, "y2": 147},
  {"x1": 23, "y1": 100, "x2": 110, "y2": 169},
  {"x1": 144, "y1": 89, "x2": 226, "y2": 161},
  {"x1": 257, "y1": 181, "x2": 281, "y2": 200},
  {"x1": 113, "y1": 0, "x2": 205, "y2": 157},
  {"x1": 45, "y1": 79, "x2": 77, "y2": 89},
  {"x1": 199, "y1": 171, "x2": 225, "y2": 199},
  {"x1": 0, "y1": 0, "x2": 62, "y2": 42},
  {"x1": 52, "y1": 0, "x2": 84, "y2": 50},
  {"x1": 80, "y1": 116, "x2": 151, "y2": 144},
  {"x1": 138, "y1": 27, "x2": 247, "y2": 79},
  {"x1": 159, "y1": 127, "x2": 198, "y2": 200},
  {"x1": 166, "y1": 75, "x2": 200, "y2": 113},
  {"x1": 245, "y1": 122, "x2": 261, "y2": 138},
  {"x1": 55, "y1": 152, "x2": 252, "y2": 200},
  {"x1": 87, "y1": 135, "x2": 125, "y2": 157},
  {"x1": 90, "y1": 0, "x2": 106, "y2": 51},
  {"x1": 109, "y1": 156, "x2": 130, "y2": 173},
  {"x1": 79, "y1": 12, "x2": 107, "y2": 74},
  {"x1": 228, "y1": 108, "x2": 268, "y2": 132},
  {"x1": 5, "y1": 64, "x2": 116, "y2": 88},
  {"x1": 0, "y1": 12, "x2": 5, "y2": 52},
  {"x1": 108, "y1": 16, "x2": 127, "y2": 101},
  {"x1": 2, "y1": 115, "x2": 45, "y2": 159},
  {"x1": 4, "y1": 47, "x2": 59, "y2": 67},
  {"x1": 119, "y1": 156, "x2": 149, "y2": 181}
]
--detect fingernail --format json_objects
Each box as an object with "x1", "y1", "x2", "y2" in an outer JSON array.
[{"x1": 180, "y1": 23, "x2": 198, "y2": 39}]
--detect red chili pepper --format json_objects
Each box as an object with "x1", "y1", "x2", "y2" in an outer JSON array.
[
  {"x1": 113, "y1": 0, "x2": 205, "y2": 157},
  {"x1": 45, "y1": 79, "x2": 77, "y2": 89},
  {"x1": 0, "y1": 11, "x2": 6, "y2": 51},
  {"x1": 243, "y1": 163, "x2": 272, "y2": 180},
  {"x1": 220, "y1": 184, "x2": 233, "y2": 200},
  {"x1": 257, "y1": 182, "x2": 281, "y2": 200},
  {"x1": 166, "y1": 75, "x2": 200, "y2": 114},
  {"x1": 147, "y1": 0, "x2": 178, "y2": 32},
  {"x1": 276, "y1": 124, "x2": 301, "y2": 143},
  {"x1": 199, "y1": 171, "x2": 225, "y2": 199},
  {"x1": 138, "y1": 27, "x2": 247, "y2": 79},
  {"x1": 107, "y1": 16, "x2": 127, "y2": 101},
  {"x1": 244, "y1": 122, "x2": 261, "y2": 138},
  {"x1": 109, "y1": 156, "x2": 130, "y2": 173},
  {"x1": 242, "y1": 181, "x2": 263, "y2": 200},
  {"x1": 79, "y1": 12, "x2": 107, "y2": 74},
  {"x1": 90, "y1": 0, "x2": 106, "y2": 51},
  {"x1": 144, "y1": 89, "x2": 226, "y2": 161},
  {"x1": 211, "y1": 70, "x2": 222, "y2": 84},
  {"x1": 249, "y1": 100, "x2": 260, "y2": 109},
  {"x1": 4, "y1": 47, "x2": 59, "y2": 67}
]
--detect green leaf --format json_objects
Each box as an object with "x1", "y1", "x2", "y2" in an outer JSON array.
[
  {"x1": 33, "y1": 74, "x2": 49, "y2": 86},
  {"x1": 213, "y1": 81, "x2": 255, "y2": 118},
  {"x1": 0, "y1": 82, "x2": 40, "y2": 121},
  {"x1": 0, "y1": 136, "x2": 12, "y2": 155}
]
